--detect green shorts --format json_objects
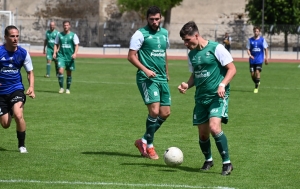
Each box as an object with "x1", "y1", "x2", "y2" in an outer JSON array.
[
  {"x1": 46, "y1": 49, "x2": 56, "y2": 61},
  {"x1": 57, "y1": 58, "x2": 75, "y2": 71},
  {"x1": 193, "y1": 95, "x2": 229, "y2": 125},
  {"x1": 137, "y1": 80, "x2": 171, "y2": 106}
]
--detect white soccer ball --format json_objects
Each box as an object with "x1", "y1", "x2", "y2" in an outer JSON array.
[{"x1": 163, "y1": 147, "x2": 184, "y2": 167}]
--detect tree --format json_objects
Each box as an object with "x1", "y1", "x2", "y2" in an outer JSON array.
[
  {"x1": 245, "y1": 0, "x2": 300, "y2": 51},
  {"x1": 117, "y1": 0, "x2": 183, "y2": 31}
]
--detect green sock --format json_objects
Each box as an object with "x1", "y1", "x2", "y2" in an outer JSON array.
[
  {"x1": 66, "y1": 76, "x2": 72, "y2": 89},
  {"x1": 58, "y1": 74, "x2": 64, "y2": 88},
  {"x1": 46, "y1": 63, "x2": 51, "y2": 75},
  {"x1": 154, "y1": 116, "x2": 165, "y2": 132},
  {"x1": 199, "y1": 138, "x2": 212, "y2": 160},
  {"x1": 213, "y1": 131, "x2": 230, "y2": 162},
  {"x1": 143, "y1": 115, "x2": 157, "y2": 145}
]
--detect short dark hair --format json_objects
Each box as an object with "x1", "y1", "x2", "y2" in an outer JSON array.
[
  {"x1": 146, "y1": 6, "x2": 161, "y2": 18},
  {"x1": 179, "y1": 21, "x2": 199, "y2": 38},
  {"x1": 5, "y1": 25, "x2": 18, "y2": 36},
  {"x1": 253, "y1": 26, "x2": 261, "y2": 31},
  {"x1": 63, "y1": 20, "x2": 70, "y2": 25}
]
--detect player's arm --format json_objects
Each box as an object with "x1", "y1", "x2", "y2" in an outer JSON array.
[
  {"x1": 128, "y1": 31, "x2": 156, "y2": 78},
  {"x1": 264, "y1": 47, "x2": 269, "y2": 65},
  {"x1": 43, "y1": 39, "x2": 47, "y2": 54},
  {"x1": 178, "y1": 73, "x2": 194, "y2": 94},
  {"x1": 72, "y1": 34, "x2": 80, "y2": 59},
  {"x1": 215, "y1": 44, "x2": 236, "y2": 98},
  {"x1": 23, "y1": 52, "x2": 35, "y2": 99},
  {"x1": 246, "y1": 40, "x2": 254, "y2": 59},
  {"x1": 53, "y1": 35, "x2": 59, "y2": 59},
  {"x1": 128, "y1": 50, "x2": 156, "y2": 78}
]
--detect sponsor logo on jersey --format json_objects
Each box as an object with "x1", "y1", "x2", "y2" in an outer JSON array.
[
  {"x1": 194, "y1": 70, "x2": 211, "y2": 78},
  {"x1": 150, "y1": 49, "x2": 165, "y2": 57}
]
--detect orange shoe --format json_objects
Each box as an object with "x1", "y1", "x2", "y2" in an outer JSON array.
[
  {"x1": 134, "y1": 139, "x2": 147, "y2": 157},
  {"x1": 147, "y1": 147, "x2": 159, "y2": 160}
]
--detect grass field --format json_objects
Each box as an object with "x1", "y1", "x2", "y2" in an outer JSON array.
[{"x1": 0, "y1": 57, "x2": 300, "y2": 189}]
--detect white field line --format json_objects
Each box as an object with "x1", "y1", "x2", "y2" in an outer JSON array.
[
  {"x1": 0, "y1": 179, "x2": 236, "y2": 189},
  {"x1": 36, "y1": 79, "x2": 300, "y2": 90}
]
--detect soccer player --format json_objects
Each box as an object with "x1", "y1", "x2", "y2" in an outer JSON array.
[
  {"x1": 128, "y1": 6, "x2": 171, "y2": 160},
  {"x1": 178, "y1": 21, "x2": 236, "y2": 176},
  {"x1": 223, "y1": 32, "x2": 232, "y2": 53},
  {"x1": 246, "y1": 26, "x2": 269, "y2": 93},
  {"x1": 53, "y1": 20, "x2": 79, "y2": 94},
  {"x1": 0, "y1": 25, "x2": 35, "y2": 153},
  {"x1": 43, "y1": 21, "x2": 59, "y2": 78}
]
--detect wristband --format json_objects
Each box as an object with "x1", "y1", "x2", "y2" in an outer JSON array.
[{"x1": 219, "y1": 83, "x2": 226, "y2": 87}]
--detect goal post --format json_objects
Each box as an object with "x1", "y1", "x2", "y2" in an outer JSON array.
[{"x1": 0, "y1": 10, "x2": 14, "y2": 44}]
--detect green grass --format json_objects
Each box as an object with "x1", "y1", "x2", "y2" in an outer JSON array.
[{"x1": 0, "y1": 57, "x2": 299, "y2": 189}]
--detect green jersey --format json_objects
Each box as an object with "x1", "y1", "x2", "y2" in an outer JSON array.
[
  {"x1": 188, "y1": 41, "x2": 233, "y2": 99},
  {"x1": 130, "y1": 25, "x2": 169, "y2": 83},
  {"x1": 56, "y1": 32, "x2": 79, "y2": 62},
  {"x1": 45, "y1": 30, "x2": 59, "y2": 51}
]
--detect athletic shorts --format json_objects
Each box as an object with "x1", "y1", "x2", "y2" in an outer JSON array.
[
  {"x1": 193, "y1": 95, "x2": 229, "y2": 125},
  {"x1": 0, "y1": 90, "x2": 26, "y2": 116},
  {"x1": 137, "y1": 80, "x2": 171, "y2": 106},
  {"x1": 250, "y1": 64, "x2": 262, "y2": 72},
  {"x1": 57, "y1": 58, "x2": 75, "y2": 71},
  {"x1": 46, "y1": 49, "x2": 57, "y2": 61}
]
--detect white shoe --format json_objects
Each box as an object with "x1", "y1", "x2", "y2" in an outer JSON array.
[
  {"x1": 66, "y1": 89, "x2": 70, "y2": 94},
  {"x1": 59, "y1": 88, "x2": 64, "y2": 94},
  {"x1": 19, "y1": 146, "x2": 28, "y2": 153}
]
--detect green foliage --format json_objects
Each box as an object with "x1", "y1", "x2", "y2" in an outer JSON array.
[
  {"x1": 245, "y1": 0, "x2": 300, "y2": 34},
  {"x1": 117, "y1": 0, "x2": 182, "y2": 20},
  {"x1": 1, "y1": 57, "x2": 300, "y2": 188}
]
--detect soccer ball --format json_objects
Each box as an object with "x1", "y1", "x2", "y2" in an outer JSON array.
[{"x1": 163, "y1": 147, "x2": 184, "y2": 167}]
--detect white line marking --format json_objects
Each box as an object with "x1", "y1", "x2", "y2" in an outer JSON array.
[{"x1": 0, "y1": 179, "x2": 235, "y2": 189}]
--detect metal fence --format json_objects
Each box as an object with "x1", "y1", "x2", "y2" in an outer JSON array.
[{"x1": 1, "y1": 17, "x2": 300, "y2": 54}]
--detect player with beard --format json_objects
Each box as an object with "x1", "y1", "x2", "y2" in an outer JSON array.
[{"x1": 128, "y1": 6, "x2": 171, "y2": 160}]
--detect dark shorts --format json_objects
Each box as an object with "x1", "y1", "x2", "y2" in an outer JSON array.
[
  {"x1": 0, "y1": 90, "x2": 26, "y2": 116},
  {"x1": 250, "y1": 64, "x2": 263, "y2": 72}
]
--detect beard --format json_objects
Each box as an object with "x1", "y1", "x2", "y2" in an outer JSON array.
[{"x1": 148, "y1": 22, "x2": 160, "y2": 31}]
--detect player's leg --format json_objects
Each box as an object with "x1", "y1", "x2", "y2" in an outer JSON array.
[
  {"x1": 65, "y1": 60, "x2": 75, "y2": 94},
  {"x1": 0, "y1": 95, "x2": 12, "y2": 128},
  {"x1": 155, "y1": 83, "x2": 171, "y2": 132},
  {"x1": 45, "y1": 50, "x2": 53, "y2": 77},
  {"x1": 10, "y1": 90, "x2": 27, "y2": 153},
  {"x1": 209, "y1": 96, "x2": 233, "y2": 175},
  {"x1": 57, "y1": 59, "x2": 65, "y2": 93},
  {"x1": 253, "y1": 64, "x2": 262, "y2": 93},
  {"x1": 193, "y1": 101, "x2": 214, "y2": 170},
  {"x1": 135, "y1": 81, "x2": 160, "y2": 159}
]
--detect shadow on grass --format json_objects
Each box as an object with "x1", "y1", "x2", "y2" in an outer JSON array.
[
  {"x1": 81, "y1": 151, "x2": 141, "y2": 158},
  {"x1": 35, "y1": 89, "x2": 60, "y2": 93},
  {"x1": 121, "y1": 162, "x2": 218, "y2": 174},
  {"x1": 0, "y1": 147, "x2": 8, "y2": 151}
]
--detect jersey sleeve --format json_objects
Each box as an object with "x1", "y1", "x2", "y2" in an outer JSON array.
[
  {"x1": 263, "y1": 38, "x2": 268, "y2": 48},
  {"x1": 129, "y1": 30, "x2": 144, "y2": 51},
  {"x1": 246, "y1": 38, "x2": 250, "y2": 49},
  {"x1": 23, "y1": 51, "x2": 33, "y2": 72},
  {"x1": 214, "y1": 44, "x2": 233, "y2": 66},
  {"x1": 188, "y1": 58, "x2": 193, "y2": 73},
  {"x1": 54, "y1": 34, "x2": 60, "y2": 44},
  {"x1": 73, "y1": 34, "x2": 80, "y2": 45}
]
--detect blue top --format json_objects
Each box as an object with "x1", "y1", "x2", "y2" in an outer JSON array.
[
  {"x1": 0, "y1": 45, "x2": 33, "y2": 94},
  {"x1": 246, "y1": 37, "x2": 268, "y2": 64}
]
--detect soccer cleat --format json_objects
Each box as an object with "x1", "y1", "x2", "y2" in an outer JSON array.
[
  {"x1": 59, "y1": 88, "x2": 64, "y2": 94},
  {"x1": 134, "y1": 139, "x2": 147, "y2": 157},
  {"x1": 222, "y1": 163, "x2": 233, "y2": 176},
  {"x1": 254, "y1": 88, "x2": 258, "y2": 93},
  {"x1": 66, "y1": 89, "x2": 70, "y2": 94},
  {"x1": 44, "y1": 75, "x2": 50, "y2": 78},
  {"x1": 200, "y1": 161, "x2": 214, "y2": 171},
  {"x1": 146, "y1": 147, "x2": 159, "y2": 160},
  {"x1": 19, "y1": 146, "x2": 28, "y2": 153}
]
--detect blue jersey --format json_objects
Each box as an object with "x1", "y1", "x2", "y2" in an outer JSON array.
[
  {"x1": 246, "y1": 37, "x2": 268, "y2": 64},
  {"x1": 0, "y1": 45, "x2": 33, "y2": 94}
]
